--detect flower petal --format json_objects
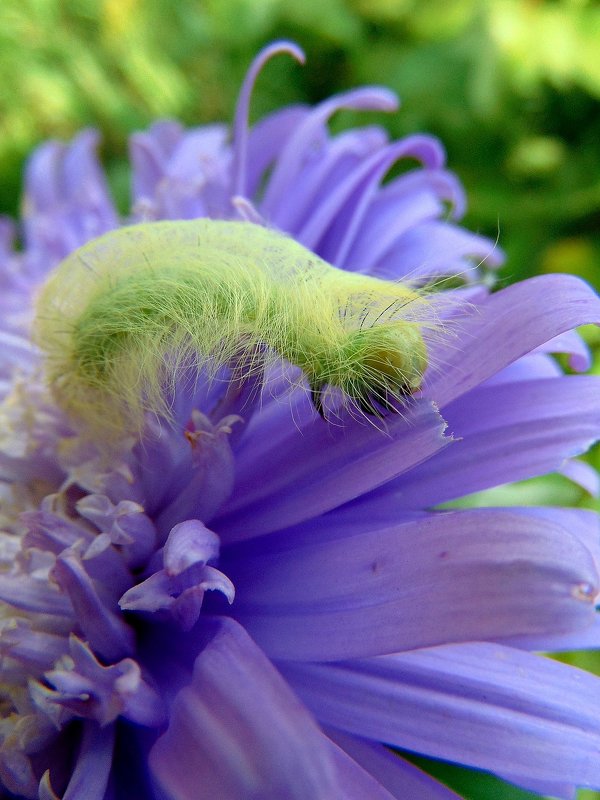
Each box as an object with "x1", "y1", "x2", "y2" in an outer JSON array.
[
  {"x1": 226, "y1": 508, "x2": 598, "y2": 660},
  {"x1": 149, "y1": 617, "x2": 339, "y2": 800},
  {"x1": 283, "y1": 642, "x2": 600, "y2": 789},
  {"x1": 424, "y1": 274, "x2": 600, "y2": 407},
  {"x1": 330, "y1": 731, "x2": 463, "y2": 799},
  {"x1": 230, "y1": 40, "x2": 305, "y2": 197},
  {"x1": 387, "y1": 376, "x2": 600, "y2": 507},
  {"x1": 380, "y1": 220, "x2": 503, "y2": 281},
  {"x1": 216, "y1": 397, "x2": 449, "y2": 540},
  {"x1": 40, "y1": 721, "x2": 115, "y2": 800},
  {"x1": 260, "y1": 87, "x2": 398, "y2": 218}
]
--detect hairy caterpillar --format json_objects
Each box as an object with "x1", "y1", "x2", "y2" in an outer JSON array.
[{"x1": 34, "y1": 220, "x2": 433, "y2": 437}]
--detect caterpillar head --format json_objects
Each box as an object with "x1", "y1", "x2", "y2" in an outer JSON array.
[{"x1": 307, "y1": 322, "x2": 428, "y2": 417}]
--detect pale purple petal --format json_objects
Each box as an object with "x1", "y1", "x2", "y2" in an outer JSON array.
[
  {"x1": 260, "y1": 87, "x2": 399, "y2": 217},
  {"x1": 282, "y1": 642, "x2": 600, "y2": 787},
  {"x1": 155, "y1": 412, "x2": 238, "y2": 535},
  {"x1": 424, "y1": 274, "x2": 600, "y2": 407},
  {"x1": 379, "y1": 220, "x2": 503, "y2": 280},
  {"x1": 344, "y1": 170, "x2": 466, "y2": 274},
  {"x1": 330, "y1": 731, "x2": 463, "y2": 799},
  {"x1": 559, "y1": 458, "x2": 600, "y2": 496},
  {"x1": 52, "y1": 551, "x2": 135, "y2": 660},
  {"x1": 326, "y1": 738, "x2": 398, "y2": 799},
  {"x1": 149, "y1": 617, "x2": 339, "y2": 800},
  {"x1": 40, "y1": 722, "x2": 114, "y2": 800},
  {"x1": 243, "y1": 106, "x2": 311, "y2": 198},
  {"x1": 42, "y1": 635, "x2": 165, "y2": 728},
  {"x1": 534, "y1": 328, "x2": 592, "y2": 371},
  {"x1": 226, "y1": 508, "x2": 598, "y2": 660},
  {"x1": 163, "y1": 520, "x2": 221, "y2": 575},
  {"x1": 0, "y1": 574, "x2": 73, "y2": 616},
  {"x1": 481, "y1": 353, "x2": 563, "y2": 385},
  {"x1": 267, "y1": 126, "x2": 389, "y2": 235},
  {"x1": 501, "y1": 616, "x2": 600, "y2": 652},
  {"x1": 230, "y1": 40, "x2": 305, "y2": 198},
  {"x1": 294, "y1": 135, "x2": 447, "y2": 260},
  {"x1": 215, "y1": 398, "x2": 449, "y2": 540},
  {"x1": 390, "y1": 376, "x2": 600, "y2": 507}
]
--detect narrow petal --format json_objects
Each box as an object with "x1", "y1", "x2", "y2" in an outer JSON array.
[
  {"x1": 226, "y1": 508, "x2": 598, "y2": 660},
  {"x1": 0, "y1": 575, "x2": 73, "y2": 616},
  {"x1": 326, "y1": 738, "x2": 398, "y2": 799},
  {"x1": 344, "y1": 170, "x2": 465, "y2": 274},
  {"x1": 52, "y1": 551, "x2": 135, "y2": 660},
  {"x1": 260, "y1": 87, "x2": 398, "y2": 216},
  {"x1": 270, "y1": 126, "x2": 389, "y2": 235},
  {"x1": 386, "y1": 376, "x2": 600, "y2": 507},
  {"x1": 40, "y1": 721, "x2": 115, "y2": 800},
  {"x1": 295, "y1": 135, "x2": 446, "y2": 259},
  {"x1": 501, "y1": 615, "x2": 600, "y2": 652},
  {"x1": 381, "y1": 220, "x2": 503, "y2": 280},
  {"x1": 230, "y1": 40, "x2": 305, "y2": 197},
  {"x1": 534, "y1": 328, "x2": 591, "y2": 371},
  {"x1": 282, "y1": 642, "x2": 600, "y2": 787},
  {"x1": 559, "y1": 458, "x2": 600, "y2": 496},
  {"x1": 215, "y1": 398, "x2": 449, "y2": 540},
  {"x1": 149, "y1": 617, "x2": 339, "y2": 800},
  {"x1": 244, "y1": 106, "x2": 311, "y2": 198},
  {"x1": 330, "y1": 731, "x2": 463, "y2": 799},
  {"x1": 424, "y1": 274, "x2": 600, "y2": 407}
]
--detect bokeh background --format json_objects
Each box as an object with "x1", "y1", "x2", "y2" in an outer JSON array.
[{"x1": 1, "y1": 1, "x2": 599, "y2": 798}]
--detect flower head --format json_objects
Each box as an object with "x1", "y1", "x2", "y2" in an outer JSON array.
[{"x1": 1, "y1": 41, "x2": 600, "y2": 799}]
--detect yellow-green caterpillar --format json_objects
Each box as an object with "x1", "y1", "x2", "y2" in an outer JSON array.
[{"x1": 34, "y1": 220, "x2": 432, "y2": 437}]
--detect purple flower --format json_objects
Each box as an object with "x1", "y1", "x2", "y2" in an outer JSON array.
[{"x1": 0, "y1": 40, "x2": 600, "y2": 799}]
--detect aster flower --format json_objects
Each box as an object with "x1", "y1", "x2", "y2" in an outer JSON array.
[{"x1": 0, "y1": 39, "x2": 600, "y2": 800}]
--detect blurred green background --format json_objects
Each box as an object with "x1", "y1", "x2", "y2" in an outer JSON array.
[{"x1": 1, "y1": 1, "x2": 599, "y2": 798}]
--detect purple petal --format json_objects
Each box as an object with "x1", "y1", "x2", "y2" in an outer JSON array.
[
  {"x1": 226, "y1": 508, "x2": 598, "y2": 660},
  {"x1": 76, "y1": 494, "x2": 157, "y2": 569},
  {"x1": 282, "y1": 643, "x2": 600, "y2": 788},
  {"x1": 260, "y1": 87, "x2": 399, "y2": 217},
  {"x1": 163, "y1": 520, "x2": 220, "y2": 575},
  {"x1": 559, "y1": 458, "x2": 600, "y2": 496},
  {"x1": 389, "y1": 376, "x2": 600, "y2": 507},
  {"x1": 130, "y1": 124, "x2": 231, "y2": 221},
  {"x1": 481, "y1": 353, "x2": 563, "y2": 385},
  {"x1": 40, "y1": 721, "x2": 114, "y2": 800},
  {"x1": 230, "y1": 40, "x2": 305, "y2": 197},
  {"x1": 535, "y1": 328, "x2": 592, "y2": 371},
  {"x1": 155, "y1": 412, "x2": 237, "y2": 535},
  {"x1": 215, "y1": 398, "x2": 449, "y2": 540},
  {"x1": 0, "y1": 619, "x2": 68, "y2": 671},
  {"x1": 379, "y1": 220, "x2": 503, "y2": 280},
  {"x1": 295, "y1": 135, "x2": 446, "y2": 260},
  {"x1": 149, "y1": 617, "x2": 339, "y2": 799},
  {"x1": 0, "y1": 331, "x2": 38, "y2": 372},
  {"x1": 344, "y1": 170, "x2": 465, "y2": 274},
  {"x1": 269, "y1": 126, "x2": 389, "y2": 235},
  {"x1": 52, "y1": 551, "x2": 135, "y2": 660},
  {"x1": 424, "y1": 274, "x2": 600, "y2": 407},
  {"x1": 129, "y1": 120, "x2": 184, "y2": 201},
  {"x1": 501, "y1": 615, "x2": 600, "y2": 652},
  {"x1": 23, "y1": 130, "x2": 117, "y2": 260},
  {"x1": 0, "y1": 574, "x2": 73, "y2": 616},
  {"x1": 119, "y1": 559, "x2": 234, "y2": 631},
  {"x1": 330, "y1": 731, "x2": 463, "y2": 799},
  {"x1": 43, "y1": 635, "x2": 165, "y2": 728},
  {"x1": 326, "y1": 738, "x2": 398, "y2": 799},
  {"x1": 244, "y1": 106, "x2": 311, "y2": 199}
]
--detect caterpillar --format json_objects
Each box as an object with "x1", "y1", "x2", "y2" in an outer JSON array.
[{"x1": 34, "y1": 219, "x2": 433, "y2": 437}]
